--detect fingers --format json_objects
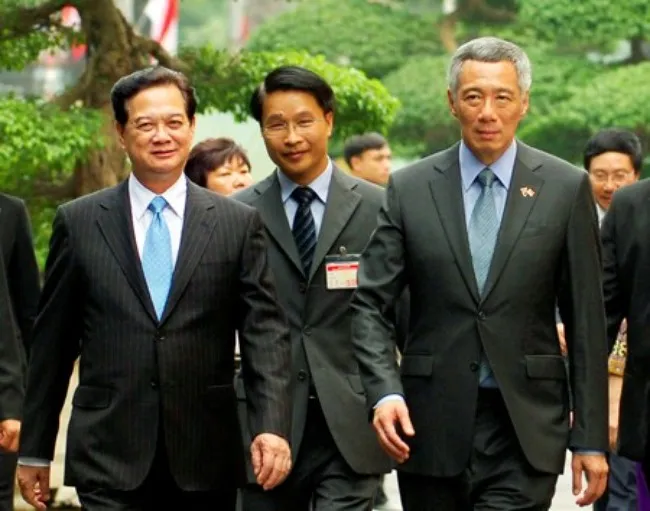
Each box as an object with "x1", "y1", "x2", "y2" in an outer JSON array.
[
  {"x1": 572, "y1": 457, "x2": 583, "y2": 497},
  {"x1": 251, "y1": 442, "x2": 262, "y2": 476},
  {"x1": 17, "y1": 468, "x2": 49, "y2": 511},
  {"x1": 260, "y1": 450, "x2": 290, "y2": 490},
  {"x1": 397, "y1": 406, "x2": 415, "y2": 437},
  {"x1": 252, "y1": 434, "x2": 292, "y2": 491},
  {"x1": 575, "y1": 463, "x2": 608, "y2": 506},
  {"x1": 573, "y1": 455, "x2": 608, "y2": 507},
  {"x1": 373, "y1": 404, "x2": 412, "y2": 463}
]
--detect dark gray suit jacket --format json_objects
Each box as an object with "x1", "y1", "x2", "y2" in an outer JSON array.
[
  {"x1": 602, "y1": 179, "x2": 650, "y2": 462},
  {"x1": 351, "y1": 142, "x2": 609, "y2": 477},
  {"x1": 19, "y1": 179, "x2": 291, "y2": 491},
  {"x1": 235, "y1": 168, "x2": 392, "y2": 476},
  {"x1": 0, "y1": 194, "x2": 40, "y2": 420}
]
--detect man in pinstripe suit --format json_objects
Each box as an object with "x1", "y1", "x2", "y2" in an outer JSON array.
[{"x1": 16, "y1": 67, "x2": 292, "y2": 511}]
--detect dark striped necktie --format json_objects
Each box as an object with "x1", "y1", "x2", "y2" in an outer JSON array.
[{"x1": 291, "y1": 186, "x2": 317, "y2": 275}]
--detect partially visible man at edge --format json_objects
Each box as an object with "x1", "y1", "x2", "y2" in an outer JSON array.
[
  {"x1": 0, "y1": 192, "x2": 41, "y2": 511},
  {"x1": 558, "y1": 129, "x2": 642, "y2": 511},
  {"x1": 16, "y1": 66, "x2": 292, "y2": 511}
]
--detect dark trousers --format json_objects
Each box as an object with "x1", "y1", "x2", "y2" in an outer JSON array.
[
  {"x1": 398, "y1": 388, "x2": 558, "y2": 511},
  {"x1": 241, "y1": 397, "x2": 379, "y2": 511},
  {"x1": 0, "y1": 453, "x2": 16, "y2": 511},
  {"x1": 77, "y1": 433, "x2": 236, "y2": 511},
  {"x1": 593, "y1": 453, "x2": 637, "y2": 511}
]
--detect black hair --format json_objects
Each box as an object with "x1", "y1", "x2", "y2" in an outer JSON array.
[
  {"x1": 343, "y1": 132, "x2": 389, "y2": 167},
  {"x1": 249, "y1": 65, "x2": 335, "y2": 124},
  {"x1": 184, "y1": 138, "x2": 251, "y2": 189},
  {"x1": 584, "y1": 128, "x2": 643, "y2": 173},
  {"x1": 111, "y1": 66, "x2": 197, "y2": 127}
]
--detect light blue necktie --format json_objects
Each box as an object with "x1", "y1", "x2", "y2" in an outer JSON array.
[
  {"x1": 142, "y1": 196, "x2": 173, "y2": 320},
  {"x1": 468, "y1": 168, "x2": 499, "y2": 386}
]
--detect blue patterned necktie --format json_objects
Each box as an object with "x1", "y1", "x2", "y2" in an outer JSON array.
[
  {"x1": 291, "y1": 187, "x2": 317, "y2": 275},
  {"x1": 142, "y1": 196, "x2": 173, "y2": 320},
  {"x1": 468, "y1": 168, "x2": 499, "y2": 385}
]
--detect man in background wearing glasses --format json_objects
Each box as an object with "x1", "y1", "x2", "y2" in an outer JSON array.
[{"x1": 235, "y1": 65, "x2": 393, "y2": 511}]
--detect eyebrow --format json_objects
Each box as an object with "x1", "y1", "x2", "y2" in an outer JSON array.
[{"x1": 133, "y1": 113, "x2": 185, "y2": 123}]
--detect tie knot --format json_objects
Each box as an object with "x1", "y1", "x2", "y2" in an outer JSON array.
[
  {"x1": 148, "y1": 196, "x2": 168, "y2": 214},
  {"x1": 477, "y1": 168, "x2": 496, "y2": 188},
  {"x1": 291, "y1": 186, "x2": 316, "y2": 206}
]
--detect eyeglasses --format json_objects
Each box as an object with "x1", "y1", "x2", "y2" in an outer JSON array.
[
  {"x1": 262, "y1": 118, "x2": 323, "y2": 138},
  {"x1": 590, "y1": 171, "x2": 635, "y2": 185}
]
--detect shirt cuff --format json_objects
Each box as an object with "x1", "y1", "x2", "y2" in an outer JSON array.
[
  {"x1": 17, "y1": 457, "x2": 50, "y2": 467},
  {"x1": 571, "y1": 449, "x2": 605, "y2": 455},
  {"x1": 374, "y1": 394, "x2": 405, "y2": 408}
]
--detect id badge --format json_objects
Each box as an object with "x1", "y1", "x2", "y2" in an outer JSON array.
[{"x1": 325, "y1": 251, "x2": 360, "y2": 290}]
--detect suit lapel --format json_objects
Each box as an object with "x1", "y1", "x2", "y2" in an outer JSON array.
[
  {"x1": 309, "y1": 168, "x2": 361, "y2": 281},
  {"x1": 481, "y1": 143, "x2": 544, "y2": 301},
  {"x1": 251, "y1": 173, "x2": 304, "y2": 276},
  {"x1": 429, "y1": 145, "x2": 480, "y2": 302},
  {"x1": 160, "y1": 183, "x2": 216, "y2": 323},
  {"x1": 96, "y1": 181, "x2": 157, "y2": 323}
]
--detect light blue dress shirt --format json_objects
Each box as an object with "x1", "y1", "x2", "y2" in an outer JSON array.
[{"x1": 276, "y1": 159, "x2": 333, "y2": 236}]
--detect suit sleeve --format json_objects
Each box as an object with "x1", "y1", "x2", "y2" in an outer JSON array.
[
  {"x1": 351, "y1": 177, "x2": 407, "y2": 412},
  {"x1": 237, "y1": 210, "x2": 292, "y2": 441},
  {"x1": 0, "y1": 262, "x2": 25, "y2": 421},
  {"x1": 557, "y1": 173, "x2": 608, "y2": 452},
  {"x1": 8, "y1": 200, "x2": 41, "y2": 357},
  {"x1": 19, "y1": 207, "x2": 82, "y2": 460},
  {"x1": 601, "y1": 197, "x2": 626, "y2": 352}
]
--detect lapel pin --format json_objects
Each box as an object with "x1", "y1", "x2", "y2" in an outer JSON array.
[{"x1": 520, "y1": 186, "x2": 535, "y2": 198}]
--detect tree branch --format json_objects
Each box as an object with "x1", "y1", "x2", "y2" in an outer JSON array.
[
  {"x1": 0, "y1": 0, "x2": 72, "y2": 39},
  {"x1": 134, "y1": 35, "x2": 189, "y2": 72},
  {"x1": 465, "y1": 0, "x2": 517, "y2": 22},
  {"x1": 31, "y1": 176, "x2": 76, "y2": 201}
]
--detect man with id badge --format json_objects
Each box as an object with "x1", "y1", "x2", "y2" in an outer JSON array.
[{"x1": 234, "y1": 66, "x2": 393, "y2": 511}]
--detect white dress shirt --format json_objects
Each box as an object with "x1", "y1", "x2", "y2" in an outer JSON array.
[
  {"x1": 129, "y1": 172, "x2": 187, "y2": 266},
  {"x1": 19, "y1": 173, "x2": 188, "y2": 467}
]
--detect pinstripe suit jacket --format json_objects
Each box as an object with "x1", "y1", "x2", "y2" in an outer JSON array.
[{"x1": 19, "y1": 179, "x2": 292, "y2": 491}]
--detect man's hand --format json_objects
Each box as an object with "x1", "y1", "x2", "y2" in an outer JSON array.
[
  {"x1": 373, "y1": 399, "x2": 414, "y2": 463},
  {"x1": 17, "y1": 465, "x2": 51, "y2": 511},
  {"x1": 571, "y1": 452, "x2": 608, "y2": 507},
  {"x1": 557, "y1": 323, "x2": 567, "y2": 356},
  {"x1": 250, "y1": 433, "x2": 291, "y2": 491},
  {"x1": 0, "y1": 419, "x2": 20, "y2": 452}
]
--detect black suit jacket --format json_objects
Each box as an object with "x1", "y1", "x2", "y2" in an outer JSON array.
[
  {"x1": 351, "y1": 142, "x2": 609, "y2": 477},
  {"x1": 235, "y1": 168, "x2": 392, "y2": 476},
  {"x1": 0, "y1": 194, "x2": 40, "y2": 420},
  {"x1": 19, "y1": 179, "x2": 292, "y2": 491},
  {"x1": 602, "y1": 179, "x2": 650, "y2": 461}
]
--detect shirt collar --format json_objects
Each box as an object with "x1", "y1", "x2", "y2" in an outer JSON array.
[
  {"x1": 277, "y1": 158, "x2": 333, "y2": 205},
  {"x1": 459, "y1": 139, "x2": 517, "y2": 192},
  {"x1": 128, "y1": 172, "x2": 187, "y2": 221}
]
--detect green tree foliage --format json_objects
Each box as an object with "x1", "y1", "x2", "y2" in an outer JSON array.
[
  {"x1": 382, "y1": 55, "x2": 455, "y2": 156},
  {"x1": 520, "y1": 63, "x2": 650, "y2": 161},
  {"x1": 246, "y1": 0, "x2": 442, "y2": 78},
  {"x1": 183, "y1": 47, "x2": 399, "y2": 141},
  {"x1": 518, "y1": 0, "x2": 650, "y2": 48},
  {"x1": 0, "y1": 0, "x2": 399, "y2": 266}
]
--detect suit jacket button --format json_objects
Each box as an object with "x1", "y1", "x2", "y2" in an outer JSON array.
[
  {"x1": 304, "y1": 328, "x2": 312, "y2": 336},
  {"x1": 297, "y1": 370, "x2": 307, "y2": 381},
  {"x1": 478, "y1": 311, "x2": 486, "y2": 320},
  {"x1": 470, "y1": 362, "x2": 479, "y2": 372},
  {"x1": 150, "y1": 379, "x2": 159, "y2": 389},
  {"x1": 299, "y1": 283, "x2": 307, "y2": 293}
]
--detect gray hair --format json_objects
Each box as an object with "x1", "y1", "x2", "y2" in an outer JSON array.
[{"x1": 447, "y1": 37, "x2": 532, "y2": 96}]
